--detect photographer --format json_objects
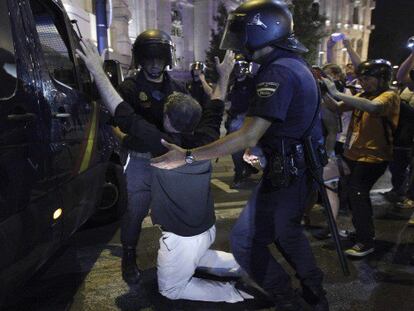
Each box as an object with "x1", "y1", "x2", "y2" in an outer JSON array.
[
  {"x1": 186, "y1": 61, "x2": 212, "y2": 108},
  {"x1": 305, "y1": 66, "x2": 347, "y2": 239},
  {"x1": 323, "y1": 59, "x2": 400, "y2": 257}
]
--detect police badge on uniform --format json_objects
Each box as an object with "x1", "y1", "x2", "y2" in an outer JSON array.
[
  {"x1": 139, "y1": 91, "x2": 148, "y2": 101},
  {"x1": 139, "y1": 91, "x2": 151, "y2": 108},
  {"x1": 256, "y1": 82, "x2": 279, "y2": 98}
]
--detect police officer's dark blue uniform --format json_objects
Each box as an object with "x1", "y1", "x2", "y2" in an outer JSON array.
[
  {"x1": 226, "y1": 58, "x2": 258, "y2": 187},
  {"x1": 117, "y1": 29, "x2": 186, "y2": 284},
  {"x1": 230, "y1": 48, "x2": 325, "y2": 309},
  {"x1": 220, "y1": 1, "x2": 328, "y2": 310}
]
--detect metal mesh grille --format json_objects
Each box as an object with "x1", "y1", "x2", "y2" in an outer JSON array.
[{"x1": 34, "y1": 14, "x2": 76, "y2": 87}]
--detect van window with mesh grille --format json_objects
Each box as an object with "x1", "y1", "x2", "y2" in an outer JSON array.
[
  {"x1": 30, "y1": 0, "x2": 77, "y2": 88},
  {"x1": 0, "y1": 0, "x2": 17, "y2": 100}
]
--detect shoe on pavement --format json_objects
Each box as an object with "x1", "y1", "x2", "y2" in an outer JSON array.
[
  {"x1": 312, "y1": 227, "x2": 331, "y2": 240},
  {"x1": 408, "y1": 216, "x2": 414, "y2": 226},
  {"x1": 381, "y1": 190, "x2": 404, "y2": 203},
  {"x1": 121, "y1": 247, "x2": 142, "y2": 284},
  {"x1": 345, "y1": 243, "x2": 374, "y2": 257},
  {"x1": 396, "y1": 198, "x2": 414, "y2": 209},
  {"x1": 269, "y1": 288, "x2": 304, "y2": 311},
  {"x1": 339, "y1": 229, "x2": 355, "y2": 239},
  {"x1": 301, "y1": 286, "x2": 329, "y2": 311}
]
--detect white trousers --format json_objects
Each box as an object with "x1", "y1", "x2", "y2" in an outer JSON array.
[{"x1": 157, "y1": 225, "x2": 245, "y2": 303}]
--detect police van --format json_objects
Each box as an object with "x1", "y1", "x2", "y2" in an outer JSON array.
[{"x1": 0, "y1": 0, "x2": 126, "y2": 301}]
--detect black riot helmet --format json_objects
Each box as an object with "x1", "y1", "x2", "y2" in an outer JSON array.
[
  {"x1": 356, "y1": 59, "x2": 393, "y2": 83},
  {"x1": 190, "y1": 61, "x2": 206, "y2": 72},
  {"x1": 220, "y1": 0, "x2": 308, "y2": 57},
  {"x1": 190, "y1": 61, "x2": 206, "y2": 79},
  {"x1": 132, "y1": 29, "x2": 176, "y2": 69}
]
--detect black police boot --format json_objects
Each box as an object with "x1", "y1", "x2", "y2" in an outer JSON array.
[
  {"x1": 301, "y1": 285, "x2": 329, "y2": 311},
  {"x1": 268, "y1": 288, "x2": 304, "y2": 311},
  {"x1": 121, "y1": 246, "x2": 141, "y2": 284}
]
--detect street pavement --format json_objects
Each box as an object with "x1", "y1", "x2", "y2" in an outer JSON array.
[{"x1": 3, "y1": 156, "x2": 414, "y2": 311}]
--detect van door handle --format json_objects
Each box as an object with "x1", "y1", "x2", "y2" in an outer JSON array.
[
  {"x1": 7, "y1": 113, "x2": 37, "y2": 122},
  {"x1": 52, "y1": 112, "x2": 71, "y2": 119}
]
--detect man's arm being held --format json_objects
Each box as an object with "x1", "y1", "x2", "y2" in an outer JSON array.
[{"x1": 151, "y1": 116, "x2": 271, "y2": 169}]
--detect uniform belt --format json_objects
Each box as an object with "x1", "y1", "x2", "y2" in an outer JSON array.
[{"x1": 128, "y1": 150, "x2": 152, "y2": 159}]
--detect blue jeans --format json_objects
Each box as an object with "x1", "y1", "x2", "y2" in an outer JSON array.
[
  {"x1": 121, "y1": 155, "x2": 152, "y2": 247},
  {"x1": 230, "y1": 172, "x2": 323, "y2": 292}
]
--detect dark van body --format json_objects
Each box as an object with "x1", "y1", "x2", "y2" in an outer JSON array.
[{"x1": 0, "y1": 0, "x2": 125, "y2": 300}]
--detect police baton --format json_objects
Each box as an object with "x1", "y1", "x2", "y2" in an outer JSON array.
[{"x1": 304, "y1": 136, "x2": 350, "y2": 276}]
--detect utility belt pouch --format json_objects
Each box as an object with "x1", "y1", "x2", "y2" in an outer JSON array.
[{"x1": 265, "y1": 140, "x2": 299, "y2": 189}]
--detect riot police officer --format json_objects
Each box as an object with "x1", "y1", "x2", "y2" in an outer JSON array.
[
  {"x1": 118, "y1": 29, "x2": 186, "y2": 284},
  {"x1": 151, "y1": 1, "x2": 328, "y2": 310},
  {"x1": 187, "y1": 61, "x2": 212, "y2": 108},
  {"x1": 226, "y1": 54, "x2": 258, "y2": 188}
]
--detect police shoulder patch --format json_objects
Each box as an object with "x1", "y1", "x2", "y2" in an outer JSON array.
[{"x1": 256, "y1": 82, "x2": 279, "y2": 98}]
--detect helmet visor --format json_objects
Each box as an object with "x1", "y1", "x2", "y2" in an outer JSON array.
[
  {"x1": 138, "y1": 43, "x2": 176, "y2": 68},
  {"x1": 219, "y1": 13, "x2": 248, "y2": 54}
]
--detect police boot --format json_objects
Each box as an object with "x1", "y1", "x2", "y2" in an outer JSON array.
[
  {"x1": 301, "y1": 285, "x2": 329, "y2": 311},
  {"x1": 269, "y1": 288, "x2": 304, "y2": 311},
  {"x1": 121, "y1": 246, "x2": 141, "y2": 284}
]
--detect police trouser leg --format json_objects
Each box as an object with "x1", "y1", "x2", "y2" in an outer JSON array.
[
  {"x1": 120, "y1": 156, "x2": 152, "y2": 248},
  {"x1": 230, "y1": 174, "x2": 323, "y2": 294},
  {"x1": 346, "y1": 159, "x2": 388, "y2": 246}
]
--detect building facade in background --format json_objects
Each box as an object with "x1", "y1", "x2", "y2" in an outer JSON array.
[
  {"x1": 316, "y1": 0, "x2": 376, "y2": 67},
  {"x1": 61, "y1": 0, "x2": 375, "y2": 72}
]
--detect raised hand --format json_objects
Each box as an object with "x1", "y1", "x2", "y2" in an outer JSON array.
[
  {"x1": 76, "y1": 39, "x2": 106, "y2": 77},
  {"x1": 215, "y1": 50, "x2": 235, "y2": 80}
]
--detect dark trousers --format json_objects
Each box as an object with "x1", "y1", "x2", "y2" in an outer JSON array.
[
  {"x1": 227, "y1": 114, "x2": 249, "y2": 177},
  {"x1": 345, "y1": 158, "x2": 388, "y2": 246},
  {"x1": 120, "y1": 156, "x2": 152, "y2": 247},
  {"x1": 389, "y1": 148, "x2": 412, "y2": 196},
  {"x1": 230, "y1": 172, "x2": 323, "y2": 293}
]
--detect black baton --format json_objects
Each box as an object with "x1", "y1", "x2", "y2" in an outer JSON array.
[{"x1": 304, "y1": 136, "x2": 350, "y2": 276}]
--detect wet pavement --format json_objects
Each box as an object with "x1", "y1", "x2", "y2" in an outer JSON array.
[{"x1": 3, "y1": 156, "x2": 414, "y2": 311}]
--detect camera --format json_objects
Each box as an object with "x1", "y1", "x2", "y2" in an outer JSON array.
[{"x1": 311, "y1": 66, "x2": 329, "y2": 94}]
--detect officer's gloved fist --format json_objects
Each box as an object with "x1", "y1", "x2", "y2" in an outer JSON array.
[{"x1": 243, "y1": 147, "x2": 266, "y2": 169}]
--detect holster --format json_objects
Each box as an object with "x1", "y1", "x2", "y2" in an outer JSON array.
[{"x1": 264, "y1": 140, "x2": 306, "y2": 190}]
